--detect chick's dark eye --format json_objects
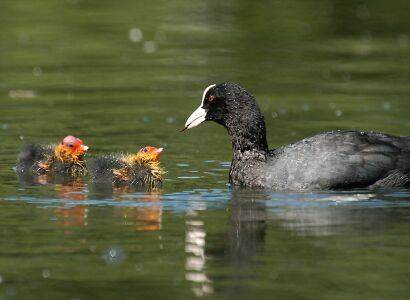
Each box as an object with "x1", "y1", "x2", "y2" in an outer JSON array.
[
  {"x1": 68, "y1": 144, "x2": 74, "y2": 148},
  {"x1": 143, "y1": 148, "x2": 148, "y2": 153}
]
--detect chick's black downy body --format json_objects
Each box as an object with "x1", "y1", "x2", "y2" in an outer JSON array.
[
  {"x1": 89, "y1": 154, "x2": 163, "y2": 187},
  {"x1": 16, "y1": 144, "x2": 86, "y2": 175},
  {"x1": 185, "y1": 83, "x2": 410, "y2": 190},
  {"x1": 16, "y1": 144, "x2": 51, "y2": 174}
]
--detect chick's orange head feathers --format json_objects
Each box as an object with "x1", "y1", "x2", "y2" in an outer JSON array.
[
  {"x1": 138, "y1": 146, "x2": 163, "y2": 161},
  {"x1": 61, "y1": 135, "x2": 89, "y2": 155}
]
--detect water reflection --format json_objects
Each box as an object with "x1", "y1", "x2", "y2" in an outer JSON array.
[
  {"x1": 90, "y1": 184, "x2": 163, "y2": 232},
  {"x1": 113, "y1": 191, "x2": 162, "y2": 231},
  {"x1": 182, "y1": 188, "x2": 410, "y2": 297},
  {"x1": 17, "y1": 173, "x2": 164, "y2": 232},
  {"x1": 183, "y1": 190, "x2": 268, "y2": 297},
  {"x1": 210, "y1": 190, "x2": 268, "y2": 296},
  {"x1": 16, "y1": 171, "x2": 83, "y2": 186},
  {"x1": 223, "y1": 189, "x2": 410, "y2": 250},
  {"x1": 266, "y1": 191, "x2": 410, "y2": 236},
  {"x1": 185, "y1": 219, "x2": 213, "y2": 297},
  {"x1": 185, "y1": 194, "x2": 214, "y2": 297},
  {"x1": 17, "y1": 173, "x2": 90, "y2": 229},
  {"x1": 6, "y1": 173, "x2": 410, "y2": 299},
  {"x1": 228, "y1": 190, "x2": 267, "y2": 267},
  {"x1": 54, "y1": 180, "x2": 88, "y2": 229}
]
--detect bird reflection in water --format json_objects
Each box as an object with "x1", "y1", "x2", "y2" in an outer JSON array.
[
  {"x1": 266, "y1": 191, "x2": 401, "y2": 237},
  {"x1": 112, "y1": 189, "x2": 162, "y2": 232},
  {"x1": 17, "y1": 171, "x2": 89, "y2": 230},
  {"x1": 185, "y1": 200, "x2": 214, "y2": 297},
  {"x1": 227, "y1": 190, "x2": 267, "y2": 268},
  {"x1": 89, "y1": 182, "x2": 163, "y2": 232},
  {"x1": 183, "y1": 190, "x2": 269, "y2": 298},
  {"x1": 54, "y1": 179, "x2": 88, "y2": 230}
]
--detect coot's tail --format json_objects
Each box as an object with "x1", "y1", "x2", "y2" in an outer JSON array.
[{"x1": 376, "y1": 135, "x2": 410, "y2": 188}]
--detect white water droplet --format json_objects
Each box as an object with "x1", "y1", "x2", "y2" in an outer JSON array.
[
  {"x1": 102, "y1": 246, "x2": 126, "y2": 265},
  {"x1": 33, "y1": 67, "x2": 43, "y2": 77},
  {"x1": 8, "y1": 90, "x2": 37, "y2": 99},
  {"x1": 42, "y1": 269, "x2": 50, "y2": 278},
  {"x1": 143, "y1": 41, "x2": 158, "y2": 54},
  {"x1": 129, "y1": 27, "x2": 143, "y2": 43},
  {"x1": 397, "y1": 34, "x2": 409, "y2": 48},
  {"x1": 383, "y1": 101, "x2": 391, "y2": 111},
  {"x1": 302, "y1": 104, "x2": 310, "y2": 112}
]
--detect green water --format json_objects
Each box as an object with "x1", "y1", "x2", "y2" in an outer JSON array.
[{"x1": 1, "y1": 0, "x2": 410, "y2": 299}]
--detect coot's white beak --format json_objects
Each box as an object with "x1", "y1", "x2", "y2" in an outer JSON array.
[
  {"x1": 184, "y1": 106, "x2": 207, "y2": 130},
  {"x1": 183, "y1": 84, "x2": 216, "y2": 131}
]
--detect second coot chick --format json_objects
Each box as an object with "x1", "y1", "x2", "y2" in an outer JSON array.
[{"x1": 90, "y1": 146, "x2": 164, "y2": 187}]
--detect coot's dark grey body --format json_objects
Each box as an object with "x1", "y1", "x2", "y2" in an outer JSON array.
[
  {"x1": 184, "y1": 83, "x2": 410, "y2": 190},
  {"x1": 232, "y1": 131, "x2": 410, "y2": 190}
]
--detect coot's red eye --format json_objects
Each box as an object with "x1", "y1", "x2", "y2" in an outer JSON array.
[{"x1": 208, "y1": 95, "x2": 215, "y2": 102}]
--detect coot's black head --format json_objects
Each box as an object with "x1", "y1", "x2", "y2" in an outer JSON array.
[
  {"x1": 184, "y1": 83, "x2": 268, "y2": 152},
  {"x1": 184, "y1": 83, "x2": 263, "y2": 129}
]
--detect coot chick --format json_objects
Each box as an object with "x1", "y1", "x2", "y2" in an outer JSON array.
[
  {"x1": 16, "y1": 135, "x2": 88, "y2": 176},
  {"x1": 90, "y1": 146, "x2": 164, "y2": 187},
  {"x1": 184, "y1": 83, "x2": 410, "y2": 190}
]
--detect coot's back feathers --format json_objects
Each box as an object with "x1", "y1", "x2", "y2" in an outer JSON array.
[
  {"x1": 184, "y1": 83, "x2": 410, "y2": 190},
  {"x1": 266, "y1": 130, "x2": 410, "y2": 190}
]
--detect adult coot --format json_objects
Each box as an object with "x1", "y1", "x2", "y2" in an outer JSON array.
[
  {"x1": 16, "y1": 135, "x2": 88, "y2": 176},
  {"x1": 184, "y1": 83, "x2": 410, "y2": 190},
  {"x1": 90, "y1": 146, "x2": 164, "y2": 187}
]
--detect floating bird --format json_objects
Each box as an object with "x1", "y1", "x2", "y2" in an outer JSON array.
[
  {"x1": 16, "y1": 135, "x2": 88, "y2": 176},
  {"x1": 184, "y1": 83, "x2": 410, "y2": 190},
  {"x1": 90, "y1": 146, "x2": 164, "y2": 187}
]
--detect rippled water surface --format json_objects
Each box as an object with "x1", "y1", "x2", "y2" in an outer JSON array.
[{"x1": 1, "y1": 0, "x2": 410, "y2": 299}]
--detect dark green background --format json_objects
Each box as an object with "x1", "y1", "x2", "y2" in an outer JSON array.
[{"x1": 0, "y1": 0, "x2": 409, "y2": 299}]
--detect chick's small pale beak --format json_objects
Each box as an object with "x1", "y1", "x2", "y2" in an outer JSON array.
[
  {"x1": 184, "y1": 106, "x2": 207, "y2": 130},
  {"x1": 152, "y1": 147, "x2": 163, "y2": 160},
  {"x1": 82, "y1": 145, "x2": 89, "y2": 152}
]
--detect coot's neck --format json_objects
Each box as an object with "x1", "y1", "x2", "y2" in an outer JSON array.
[{"x1": 225, "y1": 113, "x2": 269, "y2": 160}]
